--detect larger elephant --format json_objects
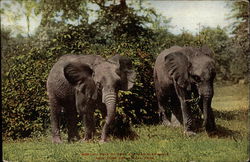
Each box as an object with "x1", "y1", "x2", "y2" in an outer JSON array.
[
  {"x1": 154, "y1": 45, "x2": 216, "y2": 135},
  {"x1": 47, "y1": 54, "x2": 135, "y2": 143}
]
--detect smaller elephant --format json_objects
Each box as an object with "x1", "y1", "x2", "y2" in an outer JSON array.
[
  {"x1": 154, "y1": 45, "x2": 216, "y2": 135},
  {"x1": 47, "y1": 54, "x2": 135, "y2": 143}
]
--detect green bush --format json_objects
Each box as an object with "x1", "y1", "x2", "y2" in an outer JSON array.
[
  {"x1": 1, "y1": 27, "x2": 161, "y2": 138},
  {"x1": 2, "y1": 46, "x2": 52, "y2": 139}
]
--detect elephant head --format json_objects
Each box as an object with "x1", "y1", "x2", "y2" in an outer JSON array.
[
  {"x1": 189, "y1": 55, "x2": 216, "y2": 97},
  {"x1": 63, "y1": 54, "x2": 135, "y2": 142},
  {"x1": 188, "y1": 53, "x2": 216, "y2": 132}
]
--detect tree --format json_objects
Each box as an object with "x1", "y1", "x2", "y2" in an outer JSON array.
[
  {"x1": 90, "y1": 0, "x2": 155, "y2": 44},
  {"x1": 228, "y1": 0, "x2": 249, "y2": 53},
  {"x1": 37, "y1": 0, "x2": 89, "y2": 27},
  {"x1": 1, "y1": 0, "x2": 41, "y2": 37},
  {"x1": 1, "y1": 0, "x2": 24, "y2": 36},
  {"x1": 18, "y1": 0, "x2": 40, "y2": 37},
  {"x1": 227, "y1": 0, "x2": 249, "y2": 81}
]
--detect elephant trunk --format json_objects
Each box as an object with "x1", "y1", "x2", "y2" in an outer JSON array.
[
  {"x1": 101, "y1": 91, "x2": 117, "y2": 142},
  {"x1": 200, "y1": 84, "x2": 216, "y2": 132},
  {"x1": 199, "y1": 83, "x2": 214, "y2": 98}
]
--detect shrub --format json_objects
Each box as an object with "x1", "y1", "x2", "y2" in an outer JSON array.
[{"x1": 2, "y1": 45, "x2": 52, "y2": 139}]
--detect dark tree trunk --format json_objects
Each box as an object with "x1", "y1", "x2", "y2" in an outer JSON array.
[{"x1": 120, "y1": 0, "x2": 127, "y2": 9}]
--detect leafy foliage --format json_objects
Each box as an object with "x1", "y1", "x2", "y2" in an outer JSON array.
[
  {"x1": 227, "y1": 0, "x2": 249, "y2": 81},
  {"x1": 37, "y1": 0, "x2": 89, "y2": 26},
  {"x1": 2, "y1": 41, "x2": 51, "y2": 138},
  {"x1": 228, "y1": 0, "x2": 249, "y2": 53}
]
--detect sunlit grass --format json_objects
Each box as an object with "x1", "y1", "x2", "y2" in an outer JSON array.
[
  {"x1": 213, "y1": 83, "x2": 248, "y2": 111},
  {"x1": 3, "y1": 84, "x2": 249, "y2": 161}
]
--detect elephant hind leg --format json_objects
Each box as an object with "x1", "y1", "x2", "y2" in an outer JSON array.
[{"x1": 49, "y1": 97, "x2": 63, "y2": 143}]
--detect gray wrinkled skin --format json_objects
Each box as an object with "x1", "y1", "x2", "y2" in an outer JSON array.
[
  {"x1": 154, "y1": 45, "x2": 216, "y2": 135},
  {"x1": 47, "y1": 54, "x2": 135, "y2": 143}
]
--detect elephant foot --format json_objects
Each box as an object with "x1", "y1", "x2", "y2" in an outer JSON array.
[
  {"x1": 171, "y1": 121, "x2": 182, "y2": 127},
  {"x1": 207, "y1": 131, "x2": 217, "y2": 137},
  {"x1": 171, "y1": 114, "x2": 182, "y2": 127},
  {"x1": 99, "y1": 139, "x2": 109, "y2": 143},
  {"x1": 162, "y1": 119, "x2": 171, "y2": 126},
  {"x1": 184, "y1": 130, "x2": 196, "y2": 137},
  {"x1": 81, "y1": 132, "x2": 94, "y2": 142},
  {"x1": 68, "y1": 136, "x2": 80, "y2": 143},
  {"x1": 205, "y1": 124, "x2": 217, "y2": 133},
  {"x1": 81, "y1": 137, "x2": 92, "y2": 142},
  {"x1": 52, "y1": 136, "x2": 62, "y2": 144},
  {"x1": 83, "y1": 137, "x2": 91, "y2": 141},
  {"x1": 206, "y1": 128, "x2": 217, "y2": 137}
]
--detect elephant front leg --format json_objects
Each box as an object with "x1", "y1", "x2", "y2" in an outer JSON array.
[
  {"x1": 170, "y1": 96, "x2": 183, "y2": 127},
  {"x1": 82, "y1": 108, "x2": 95, "y2": 141},
  {"x1": 203, "y1": 97, "x2": 216, "y2": 133},
  {"x1": 158, "y1": 103, "x2": 171, "y2": 126},
  {"x1": 179, "y1": 100, "x2": 195, "y2": 136},
  {"x1": 65, "y1": 106, "x2": 80, "y2": 142},
  {"x1": 175, "y1": 86, "x2": 195, "y2": 136}
]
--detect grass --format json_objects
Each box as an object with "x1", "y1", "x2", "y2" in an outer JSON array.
[{"x1": 3, "y1": 84, "x2": 249, "y2": 162}]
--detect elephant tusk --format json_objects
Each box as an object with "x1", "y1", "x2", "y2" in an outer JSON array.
[{"x1": 184, "y1": 96, "x2": 201, "y2": 103}]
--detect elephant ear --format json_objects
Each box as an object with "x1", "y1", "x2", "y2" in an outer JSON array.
[
  {"x1": 165, "y1": 52, "x2": 191, "y2": 89},
  {"x1": 200, "y1": 45, "x2": 214, "y2": 57},
  {"x1": 64, "y1": 62, "x2": 97, "y2": 100},
  {"x1": 109, "y1": 54, "x2": 136, "y2": 90}
]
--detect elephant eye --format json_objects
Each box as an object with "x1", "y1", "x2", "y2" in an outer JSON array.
[
  {"x1": 192, "y1": 75, "x2": 201, "y2": 83},
  {"x1": 115, "y1": 80, "x2": 122, "y2": 90},
  {"x1": 115, "y1": 69, "x2": 121, "y2": 76}
]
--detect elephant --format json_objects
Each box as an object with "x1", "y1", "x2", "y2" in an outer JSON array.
[
  {"x1": 154, "y1": 45, "x2": 216, "y2": 135},
  {"x1": 46, "y1": 54, "x2": 135, "y2": 143}
]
